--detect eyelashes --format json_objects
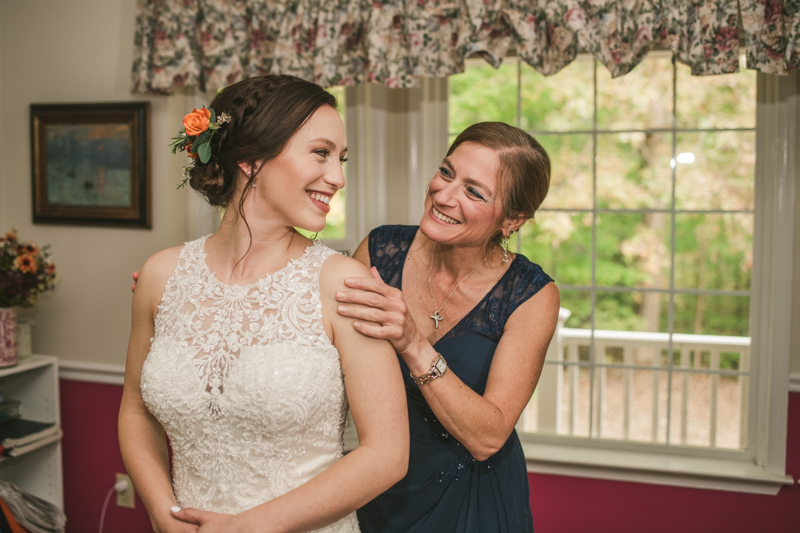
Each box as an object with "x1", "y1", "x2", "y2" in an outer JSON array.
[
  {"x1": 315, "y1": 149, "x2": 348, "y2": 164},
  {"x1": 467, "y1": 187, "x2": 485, "y2": 201},
  {"x1": 438, "y1": 166, "x2": 487, "y2": 202}
]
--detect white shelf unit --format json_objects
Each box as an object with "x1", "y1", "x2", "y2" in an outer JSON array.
[{"x1": 0, "y1": 355, "x2": 63, "y2": 508}]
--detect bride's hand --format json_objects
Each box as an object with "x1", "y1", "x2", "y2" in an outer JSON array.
[
  {"x1": 153, "y1": 508, "x2": 198, "y2": 533},
  {"x1": 336, "y1": 267, "x2": 424, "y2": 356},
  {"x1": 170, "y1": 507, "x2": 246, "y2": 533}
]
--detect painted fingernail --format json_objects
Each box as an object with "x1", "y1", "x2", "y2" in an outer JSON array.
[
  {"x1": 171, "y1": 506, "x2": 181, "y2": 513},
  {"x1": 345, "y1": 278, "x2": 354, "y2": 285},
  {"x1": 338, "y1": 305, "x2": 348, "y2": 312},
  {"x1": 336, "y1": 292, "x2": 346, "y2": 300},
  {"x1": 353, "y1": 321, "x2": 361, "y2": 328}
]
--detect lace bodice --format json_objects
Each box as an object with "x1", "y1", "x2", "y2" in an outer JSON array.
[{"x1": 141, "y1": 236, "x2": 359, "y2": 531}]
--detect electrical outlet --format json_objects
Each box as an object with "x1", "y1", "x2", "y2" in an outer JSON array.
[{"x1": 116, "y1": 473, "x2": 135, "y2": 509}]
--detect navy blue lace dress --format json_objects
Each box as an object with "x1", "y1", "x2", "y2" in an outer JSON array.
[{"x1": 356, "y1": 225, "x2": 553, "y2": 533}]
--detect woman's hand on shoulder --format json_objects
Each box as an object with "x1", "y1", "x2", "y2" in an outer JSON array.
[{"x1": 334, "y1": 266, "x2": 424, "y2": 356}]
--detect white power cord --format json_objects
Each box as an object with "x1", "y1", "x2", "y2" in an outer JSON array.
[{"x1": 98, "y1": 479, "x2": 129, "y2": 533}]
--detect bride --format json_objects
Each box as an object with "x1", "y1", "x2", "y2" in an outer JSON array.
[{"x1": 118, "y1": 75, "x2": 409, "y2": 533}]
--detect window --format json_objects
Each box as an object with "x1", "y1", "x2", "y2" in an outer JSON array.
[{"x1": 448, "y1": 54, "x2": 792, "y2": 491}]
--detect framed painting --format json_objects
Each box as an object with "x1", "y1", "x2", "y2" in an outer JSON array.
[{"x1": 30, "y1": 102, "x2": 151, "y2": 228}]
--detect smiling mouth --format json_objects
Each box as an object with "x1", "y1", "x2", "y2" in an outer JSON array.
[
  {"x1": 432, "y1": 206, "x2": 459, "y2": 224},
  {"x1": 307, "y1": 191, "x2": 332, "y2": 205}
]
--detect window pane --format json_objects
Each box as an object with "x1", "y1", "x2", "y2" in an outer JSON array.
[
  {"x1": 597, "y1": 367, "x2": 667, "y2": 442},
  {"x1": 716, "y1": 374, "x2": 747, "y2": 449},
  {"x1": 520, "y1": 56, "x2": 593, "y2": 131},
  {"x1": 674, "y1": 213, "x2": 753, "y2": 291},
  {"x1": 538, "y1": 134, "x2": 593, "y2": 210},
  {"x1": 449, "y1": 61, "x2": 518, "y2": 133},
  {"x1": 566, "y1": 365, "x2": 592, "y2": 438},
  {"x1": 677, "y1": 55, "x2": 756, "y2": 129},
  {"x1": 594, "y1": 366, "x2": 671, "y2": 443},
  {"x1": 672, "y1": 294, "x2": 750, "y2": 336},
  {"x1": 597, "y1": 54, "x2": 673, "y2": 131},
  {"x1": 668, "y1": 369, "x2": 715, "y2": 446},
  {"x1": 559, "y1": 290, "x2": 592, "y2": 330},
  {"x1": 627, "y1": 369, "x2": 663, "y2": 443},
  {"x1": 675, "y1": 131, "x2": 755, "y2": 211},
  {"x1": 595, "y1": 291, "x2": 669, "y2": 332},
  {"x1": 596, "y1": 213, "x2": 671, "y2": 289},
  {"x1": 520, "y1": 214, "x2": 592, "y2": 287},
  {"x1": 597, "y1": 132, "x2": 672, "y2": 209}
]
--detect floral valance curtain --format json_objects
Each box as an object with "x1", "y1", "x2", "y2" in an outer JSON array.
[{"x1": 132, "y1": 0, "x2": 800, "y2": 94}]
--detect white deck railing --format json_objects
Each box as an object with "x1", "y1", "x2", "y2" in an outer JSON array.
[{"x1": 526, "y1": 309, "x2": 750, "y2": 449}]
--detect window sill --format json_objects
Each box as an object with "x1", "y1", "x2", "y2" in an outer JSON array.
[{"x1": 522, "y1": 440, "x2": 794, "y2": 495}]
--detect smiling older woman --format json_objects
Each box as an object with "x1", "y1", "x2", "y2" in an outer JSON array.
[{"x1": 337, "y1": 122, "x2": 559, "y2": 533}]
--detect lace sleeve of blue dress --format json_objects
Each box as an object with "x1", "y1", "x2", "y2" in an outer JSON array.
[{"x1": 367, "y1": 225, "x2": 418, "y2": 290}]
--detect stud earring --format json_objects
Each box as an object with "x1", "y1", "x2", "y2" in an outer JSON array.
[{"x1": 501, "y1": 235, "x2": 509, "y2": 263}]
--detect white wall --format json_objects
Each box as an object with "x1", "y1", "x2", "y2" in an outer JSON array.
[{"x1": 0, "y1": 0, "x2": 189, "y2": 364}]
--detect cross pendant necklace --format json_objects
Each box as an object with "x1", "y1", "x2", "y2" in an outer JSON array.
[{"x1": 428, "y1": 242, "x2": 492, "y2": 329}]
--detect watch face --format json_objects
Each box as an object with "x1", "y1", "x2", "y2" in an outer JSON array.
[{"x1": 434, "y1": 357, "x2": 447, "y2": 375}]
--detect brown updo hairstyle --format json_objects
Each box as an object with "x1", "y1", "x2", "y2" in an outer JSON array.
[
  {"x1": 446, "y1": 122, "x2": 551, "y2": 240},
  {"x1": 187, "y1": 75, "x2": 337, "y2": 216}
]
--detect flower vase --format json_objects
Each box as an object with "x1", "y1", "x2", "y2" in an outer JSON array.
[{"x1": 0, "y1": 307, "x2": 18, "y2": 367}]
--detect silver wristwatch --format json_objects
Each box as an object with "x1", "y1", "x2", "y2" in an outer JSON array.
[{"x1": 411, "y1": 353, "x2": 448, "y2": 386}]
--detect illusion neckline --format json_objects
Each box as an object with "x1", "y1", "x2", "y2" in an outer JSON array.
[{"x1": 198, "y1": 235, "x2": 321, "y2": 289}]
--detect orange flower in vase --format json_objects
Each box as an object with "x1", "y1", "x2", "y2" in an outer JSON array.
[
  {"x1": 0, "y1": 230, "x2": 57, "y2": 367},
  {"x1": 1, "y1": 229, "x2": 57, "y2": 309},
  {"x1": 14, "y1": 255, "x2": 36, "y2": 274}
]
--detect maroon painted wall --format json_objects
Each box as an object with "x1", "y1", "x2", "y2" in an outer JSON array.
[
  {"x1": 59, "y1": 380, "x2": 152, "y2": 533},
  {"x1": 60, "y1": 381, "x2": 800, "y2": 533},
  {"x1": 527, "y1": 393, "x2": 800, "y2": 533}
]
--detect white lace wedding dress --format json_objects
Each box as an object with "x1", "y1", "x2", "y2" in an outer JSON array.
[{"x1": 140, "y1": 236, "x2": 359, "y2": 532}]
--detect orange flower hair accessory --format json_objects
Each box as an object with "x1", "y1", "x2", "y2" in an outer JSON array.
[
  {"x1": 169, "y1": 107, "x2": 231, "y2": 168},
  {"x1": 183, "y1": 108, "x2": 211, "y2": 136}
]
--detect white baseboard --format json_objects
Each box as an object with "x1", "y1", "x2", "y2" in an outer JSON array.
[
  {"x1": 790, "y1": 372, "x2": 800, "y2": 393},
  {"x1": 58, "y1": 360, "x2": 125, "y2": 385}
]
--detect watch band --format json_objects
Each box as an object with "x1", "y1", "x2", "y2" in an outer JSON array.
[{"x1": 411, "y1": 352, "x2": 447, "y2": 386}]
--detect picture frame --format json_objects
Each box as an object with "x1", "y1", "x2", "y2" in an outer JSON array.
[{"x1": 30, "y1": 102, "x2": 151, "y2": 228}]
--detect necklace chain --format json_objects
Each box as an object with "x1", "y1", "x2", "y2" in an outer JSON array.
[{"x1": 427, "y1": 243, "x2": 493, "y2": 329}]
